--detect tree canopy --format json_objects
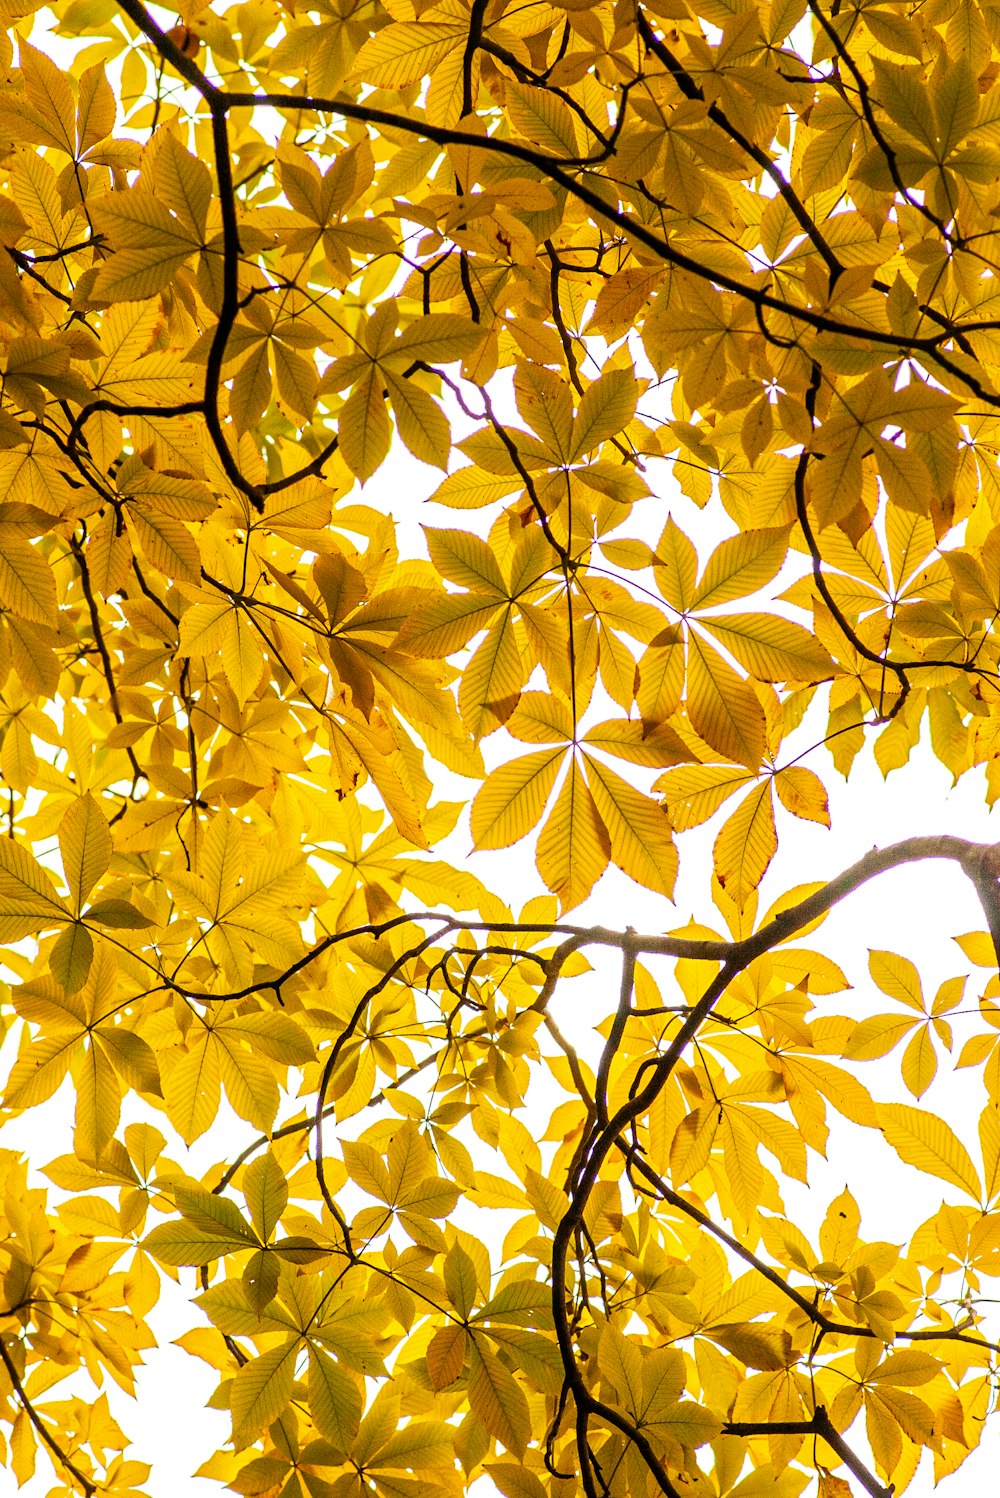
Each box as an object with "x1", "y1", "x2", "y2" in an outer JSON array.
[{"x1": 2, "y1": 0, "x2": 1000, "y2": 1494}]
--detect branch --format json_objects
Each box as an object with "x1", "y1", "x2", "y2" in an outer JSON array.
[
  {"x1": 0, "y1": 1338, "x2": 97, "y2": 1497},
  {"x1": 724, "y1": 1409, "x2": 892, "y2": 1498},
  {"x1": 636, "y1": 10, "x2": 845, "y2": 286}
]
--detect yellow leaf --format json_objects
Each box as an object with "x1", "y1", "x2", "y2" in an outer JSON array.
[
  {"x1": 75, "y1": 1038, "x2": 120, "y2": 1163},
  {"x1": 470, "y1": 747, "x2": 564, "y2": 850},
  {"x1": 459, "y1": 609, "x2": 525, "y2": 739},
  {"x1": 843, "y1": 1013, "x2": 919, "y2": 1061},
  {"x1": 338, "y1": 366, "x2": 392, "y2": 481},
  {"x1": 0, "y1": 835, "x2": 71, "y2": 940},
  {"x1": 393, "y1": 313, "x2": 484, "y2": 366},
  {"x1": 597, "y1": 1324, "x2": 644, "y2": 1413},
  {"x1": 483, "y1": 1462, "x2": 547, "y2": 1498},
  {"x1": 5, "y1": 1033, "x2": 79, "y2": 1111},
  {"x1": 582, "y1": 718, "x2": 690, "y2": 768},
  {"x1": 878, "y1": 1102, "x2": 982, "y2": 1201},
  {"x1": 570, "y1": 367, "x2": 641, "y2": 461},
  {"x1": 428, "y1": 466, "x2": 520, "y2": 509},
  {"x1": 869, "y1": 949, "x2": 925, "y2": 1013},
  {"x1": 308, "y1": 1345, "x2": 363, "y2": 1448},
  {"x1": 10, "y1": 1407, "x2": 35, "y2": 1486},
  {"x1": 713, "y1": 783, "x2": 777, "y2": 909},
  {"x1": 506, "y1": 80, "x2": 579, "y2": 158},
  {"x1": 536, "y1": 759, "x2": 610, "y2": 911},
  {"x1": 49, "y1": 920, "x2": 94, "y2": 995},
  {"x1": 980, "y1": 1105, "x2": 1000, "y2": 1204},
  {"x1": 127, "y1": 503, "x2": 202, "y2": 586},
  {"x1": 350, "y1": 22, "x2": 464, "y2": 90},
  {"x1": 820, "y1": 1186, "x2": 862, "y2": 1270},
  {"x1": 424, "y1": 526, "x2": 507, "y2": 595},
  {"x1": 653, "y1": 516, "x2": 698, "y2": 611},
  {"x1": 0, "y1": 531, "x2": 57, "y2": 624},
  {"x1": 700, "y1": 612, "x2": 835, "y2": 683},
  {"x1": 670, "y1": 1105, "x2": 718, "y2": 1183},
  {"x1": 385, "y1": 373, "x2": 451, "y2": 468},
  {"x1": 467, "y1": 1337, "x2": 530, "y2": 1457},
  {"x1": 773, "y1": 766, "x2": 831, "y2": 826},
  {"x1": 686, "y1": 633, "x2": 766, "y2": 769},
  {"x1": 584, "y1": 753, "x2": 678, "y2": 897},
  {"x1": 515, "y1": 363, "x2": 574, "y2": 462},
  {"x1": 426, "y1": 1324, "x2": 467, "y2": 1391},
  {"x1": 243, "y1": 1150, "x2": 288, "y2": 1243},
  {"x1": 58, "y1": 793, "x2": 112, "y2": 914},
  {"x1": 656, "y1": 763, "x2": 754, "y2": 830},
  {"x1": 709, "y1": 1321, "x2": 793, "y2": 1371},
  {"x1": 231, "y1": 1340, "x2": 298, "y2": 1450},
  {"x1": 901, "y1": 1025, "x2": 937, "y2": 1098},
  {"x1": 691, "y1": 528, "x2": 789, "y2": 609},
  {"x1": 17, "y1": 40, "x2": 76, "y2": 155},
  {"x1": 161, "y1": 1039, "x2": 221, "y2": 1145}
]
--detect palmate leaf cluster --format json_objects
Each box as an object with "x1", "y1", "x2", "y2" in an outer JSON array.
[{"x1": 3, "y1": 0, "x2": 1000, "y2": 1495}]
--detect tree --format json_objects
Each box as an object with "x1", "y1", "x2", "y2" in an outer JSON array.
[{"x1": 2, "y1": 0, "x2": 1000, "y2": 1493}]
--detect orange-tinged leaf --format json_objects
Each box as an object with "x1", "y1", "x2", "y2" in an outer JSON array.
[
  {"x1": 709, "y1": 1322, "x2": 793, "y2": 1371},
  {"x1": 426, "y1": 1325, "x2": 467, "y2": 1391},
  {"x1": 773, "y1": 766, "x2": 831, "y2": 826}
]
